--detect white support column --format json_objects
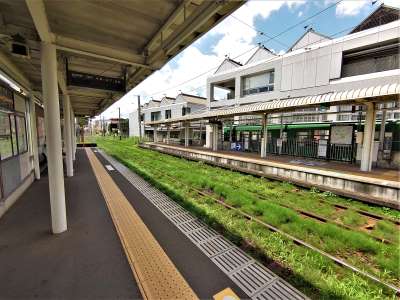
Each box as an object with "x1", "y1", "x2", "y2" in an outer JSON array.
[
  {"x1": 41, "y1": 41, "x2": 67, "y2": 234},
  {"x1": 70, "y1": 108, "x2": 76, "y2": 161},
  {"x1": 184, "y1": 123, "x2": 189, "y2": 147},
  {"x1": 153, "y1": 127, "x2": 157, "y2": 142},
  {"x1": 212, "y1": 124, "x2": 218, "y2": 151},
  {"x1": 63, "y1": 94, "x2": 73, "y2": 177},
  {"x1": 378, "y1": 105, "x2": 387, "y2": 161},
  {"x1": 29, "y1": 93, "x2": 41, "y2": 179},
  {"x1": 360, "y1": 102, "x2": 376, "y2": 172},
  {"x1": 166, "y1": 126, "x2": 170, "y2": 144},
  {"x1": 205, "y1": 125, "x2": 212, "y2": 149},
  {"x1": 261, "y1": 114, "x2": 268, "y2": 158}
]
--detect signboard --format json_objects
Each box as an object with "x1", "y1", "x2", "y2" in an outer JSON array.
[
  {"x1": 330, "y1": 125, "x2": 353, "y2": 145},
  {"x1": 67, "y1": 70, "x2": 125, "y2": 92},
  {"x1": 318, "y1": 139, "x2": 328, "y2": 157},
  {"x1": 230, "y1": 142, "x2": 242, "y2": 151}
]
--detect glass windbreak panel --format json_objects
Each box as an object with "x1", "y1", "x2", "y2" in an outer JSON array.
[
  {"x1": 10, "y1": 114, "x2": 18, "y2": 155},
  {"x1": 0, "y1": 112, "x2": 12, "y2": 160},
  {"x1": 16, "y1": 115, "x2": 27, "y2": 153}
]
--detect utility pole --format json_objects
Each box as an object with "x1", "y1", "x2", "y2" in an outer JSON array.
[
  {"x1": 118, "y1": 107, "x2": 121, "y2": 140},
  {"x1": 137, "y1": 95, "x2": 142, "y2": 141}
]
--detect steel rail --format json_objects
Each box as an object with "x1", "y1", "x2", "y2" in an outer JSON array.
[{"x1": 129, "y1": 156, "x2": 400, "y2": 295}]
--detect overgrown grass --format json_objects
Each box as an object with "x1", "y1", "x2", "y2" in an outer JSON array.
[{"x1": 95, "y1": 137, "x2": 399, "y2": 300}]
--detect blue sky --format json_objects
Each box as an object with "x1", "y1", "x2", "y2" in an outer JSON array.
[{"x1": 101, "y1": 0, "x2": 399, "y2": 119}]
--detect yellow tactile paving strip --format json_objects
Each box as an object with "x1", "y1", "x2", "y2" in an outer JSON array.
[{"x1": 85, "y1": 148, "x2": 198, "y2": 300}]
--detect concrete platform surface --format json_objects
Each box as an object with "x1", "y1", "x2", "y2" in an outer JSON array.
[{"x1": 0, "y1": 149, "x2": 142, "y2": 299}]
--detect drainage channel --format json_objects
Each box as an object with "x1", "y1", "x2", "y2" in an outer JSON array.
[{"x1": 97, "y1": 149, "x2": 308, "y2": 300}]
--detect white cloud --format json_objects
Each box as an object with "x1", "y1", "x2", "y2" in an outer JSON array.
[
  {"x1": 298, "y1": 10, "x2": 304, "y2": 17},
  {"x1": 335, "y1": 0, "x2": 369, "y2": 16},
  {"x1": 100, "y1": 0, "x2": 306, "y2": 119},
  {"x1": 380, "y1": 0, "x2": 400, "y2": 8},
  {"x1": 333, "y1": 0, "x2": 400, "y2": 17}
]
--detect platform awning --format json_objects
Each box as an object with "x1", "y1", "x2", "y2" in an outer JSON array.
[
  {"x1": 0, "y1": 0, "x2": 244, "y2": 116},
  {"x1": 146, "y1": 82, "x2": 400, "y2": 125}
]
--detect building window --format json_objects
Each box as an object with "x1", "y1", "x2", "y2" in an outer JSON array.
[
  {"x1": 151, "y1": 111, "x2": 161, "y2": 121},
  {"x1": 182, "y1": 107, "x2": 191, "y2": 116},
  {"x1": 165, "y1": 110, "x2": 171, "y2": 119},
  {"x1": 10, "y1": 115, "x2": 18, "y2": 154},
  {"x1": 242, "y1": 70, "x2": 274, "y2": 96},
  {"x1": 16, "y1": 115, "x2": 27, "y2": 153},
  {"x1": 0, "y1": 112, "x2": 13, "y2": 160},
  {"x1": 0, "y1": 112, "x2": 27, "y2": 160},
  {"x1": 342, "y1": 40, "x2": 399, "y2": 78}
]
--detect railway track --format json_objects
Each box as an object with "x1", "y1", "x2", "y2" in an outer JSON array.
[
  {"x1": 125, "y1": 161, "x2": 400, "y2": 295},
  {"x1": 135, "y1": 152, "x2": 399, "y2": 244},
  {"x1": 145, "y1": 145, "x2": 400, "y2": 222}
]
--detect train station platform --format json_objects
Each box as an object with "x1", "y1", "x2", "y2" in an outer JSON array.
[
  {"x1": 0, "y1": 148, "x2": 306, "y2": 299},
  {"x1": 141, "y1": 143, "x2": 400, "y2": 209}
]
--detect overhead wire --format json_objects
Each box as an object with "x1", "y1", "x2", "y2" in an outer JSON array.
[{"x1": 146, "y1": 0, "x2": 344, "y2": 99}]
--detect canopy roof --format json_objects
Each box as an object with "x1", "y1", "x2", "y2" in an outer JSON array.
[
  {"x1": 146, "y1": 82, "x2": 400, "y2": 125},
  {"x1": 0, "y1": 0, "x2": 244, "y2": 116}
]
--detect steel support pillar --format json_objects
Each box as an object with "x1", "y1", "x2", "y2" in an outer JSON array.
[
  {"x1": 41, "y1": 41, "x2": 67, "y2": 234},
  {"x1": 29, "y1": 93, "x2": 40, "y2": 179},
  {"x1": 378, "y1": 105, "x2": 387, "y2": 161},
  {"x1": 212, "y1": 124, "x2": 218, "y2": 151},
  {"x1": 360, "y1": 102, "x2": 376, "y2": 172},
  {"x1": 166, "y1": 126, "x2": 170, "y2": 144},
  {"x1": 261, "y1": 114, "x2": 268, "y2": 158},
  {"x1": 154, "y1": 127, "x2": 158, "y2": 142},
  {"x1": 184, "y1": 123, "x2": 189, "y2": 147},
  {"x1": 71, "y1": 109, "x2": 76, "y2": 161},
  {"x1": 63, "y1": 94, "x2": 73, "y2": 177}
]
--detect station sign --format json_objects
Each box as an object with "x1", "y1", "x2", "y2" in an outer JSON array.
[{"x1": 67, "y1": 70, "x2": 125, "y2": 92}]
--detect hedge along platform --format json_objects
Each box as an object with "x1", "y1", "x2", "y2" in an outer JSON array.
[{"x1": 85, "y1": 148, "x2": 198, "y2": 300}]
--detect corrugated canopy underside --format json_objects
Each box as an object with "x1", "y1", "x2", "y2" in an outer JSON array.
[{"x1": 0, "y1": 0, "x2": 245, "y2": 116}]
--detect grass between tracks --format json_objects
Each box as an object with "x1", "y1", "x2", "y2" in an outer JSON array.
[{"x1": 95, "y1": 137, "x2": 400, "y2": 300}]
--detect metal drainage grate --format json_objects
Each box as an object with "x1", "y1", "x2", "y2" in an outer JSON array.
[
  {"x1": 98, "y1": 149, "x2": 308, "y2": 300},
  {"x1": 187, "y1": 227, "x2": 218, "y2": 244},
  {"x1": 198, "y1": 236, "x2": 234, "y2": 257},
  {"x1": 253, "y1": 279, "x2": 306, "y2": 300},
  {"x1": 212, "y1": 248, "x2": 253, "y2": 274},
  {"x1": 231, "y1": 263, "x2": 276, "y2": 296},
  {"x1": 169, "y1": 213, "x2": 196, "y2": 225},
  {"x1": 177, "y1": 219, "x2": 205, "y2": 233},
  {"x1": 162, "y1": 206, "x2": 188, "y2": 218},
  {"x1": 157, "y1": 201, "x2": 180, "y2": 211}
]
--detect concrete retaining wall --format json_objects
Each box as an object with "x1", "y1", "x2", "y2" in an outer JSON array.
[{"x1": 141, "y1": 143, "x2": 399, "y2": 209}]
